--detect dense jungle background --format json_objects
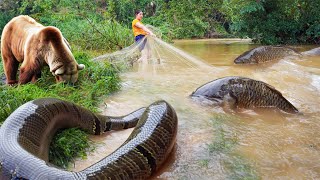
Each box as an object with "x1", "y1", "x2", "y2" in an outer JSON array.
[{"x1": 1, "y1": 0, "x2": 320, "y2": 51}]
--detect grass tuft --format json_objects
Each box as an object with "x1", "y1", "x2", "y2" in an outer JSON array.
[
  {"x1": 225, "y1": 155, "x2": 260, "y2": 180},
  {"x1": 208, "y1": 114, "x2": 260, "y2": 180},
  {"x1": 0, "y1": 51, "x2": 120, "y2": 167},
  {"x1": 198, "y1": 159, "x2": 209, "y2": 168},
  {"x1": 49, "y1": 128, "x2": 93, "y2": 169},
  {"x1": 208, "y1": 114, "x2": 238, "y2": 153}
]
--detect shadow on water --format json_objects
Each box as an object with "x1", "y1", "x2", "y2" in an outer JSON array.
[{"x1": 72, "y1": 39, "x2": 320, "y2": 179}]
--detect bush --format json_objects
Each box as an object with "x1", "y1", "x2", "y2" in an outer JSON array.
[
  {"x1": 219, "y1": 0, "x2": 320, "y2": 44},
  {"x1": 33, "y1": 13, "x2": 133, "y2": 51},
  {"x1": 0, "y1": 11, "x2": 15, "y2": 42},
  {"x1": 49, "y1": 128, "x2": 92, "y2": 169},
  {"x1": 0, "y1": 56, "x2": 4, "y2": 85}
]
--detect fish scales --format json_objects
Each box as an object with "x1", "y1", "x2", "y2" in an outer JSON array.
[
  {"x1": 234, "y1": 46, "x2": 301, "y2": 64},
  {"x1": 191, "y1": 76, "x2": 299, "y2": 113}
]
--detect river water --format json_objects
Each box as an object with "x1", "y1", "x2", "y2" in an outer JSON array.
[{"x1": 73, "y1": 39, "x2": 320, "y2": 179}]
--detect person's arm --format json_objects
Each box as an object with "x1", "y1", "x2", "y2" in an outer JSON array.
[{"x1": 135, "y1": 22, "x2": 155, "y2": 36}]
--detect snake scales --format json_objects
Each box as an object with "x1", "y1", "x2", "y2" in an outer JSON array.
[{"x1": 0, "y1": 98, "x2": 178, "y2": 179}]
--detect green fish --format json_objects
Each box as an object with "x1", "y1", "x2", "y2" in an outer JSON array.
[
  {"x1": 191, "y1": 76, "x2": 299, "y2": 113},
  {"x1": 234, "y1": 46, "x2": 301, "y2": 64}
]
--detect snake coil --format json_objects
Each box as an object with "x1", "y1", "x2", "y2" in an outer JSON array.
[{"x1": 0, "y1": 98, "x2": 178, "y2": 179}]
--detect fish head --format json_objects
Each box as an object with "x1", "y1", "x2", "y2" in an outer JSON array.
[
  {"x1": 234, "y1": 46, "x2": 270, "y2": 64},
  {"x1": 191, "y1": 78, "x2": 232, "y2": 102},
  {"x1": 234, "y1": 50, "x2": 257, "y2": 64},
  {"x1": 234, "y1": 56, "x2": 252, "y2": 64}
]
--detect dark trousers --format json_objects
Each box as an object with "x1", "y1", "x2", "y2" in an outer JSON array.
[{"x1": 135, "y1": 34, "x2": 147, "y2": 51}]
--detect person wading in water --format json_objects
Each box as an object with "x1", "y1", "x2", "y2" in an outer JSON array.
[{"x1": 132, "y1": 10, "x2": 156, "y2": 62}]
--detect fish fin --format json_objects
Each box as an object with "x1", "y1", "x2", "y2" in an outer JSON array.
[
  {"x1": 262, "y1": 82, "x2": 299, "y2": 113},
  {"x1": 262, "y1": 82, "x2": 282, "y2": 93}
]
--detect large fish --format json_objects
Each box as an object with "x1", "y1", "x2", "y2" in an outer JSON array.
[
  {"x1": 301, "y1": 47, "x2": 320, "y2": 56},
  {"x1": 191, "y1": 76, "x2": 299, "y2": 113},
  {"x1": 234, "y1": 46, "x2": 301, "y2": 64}
]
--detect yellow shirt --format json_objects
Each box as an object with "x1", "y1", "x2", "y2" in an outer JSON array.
[{"x1": 132, "y1": 19, "x2": 147, "y2": 37}]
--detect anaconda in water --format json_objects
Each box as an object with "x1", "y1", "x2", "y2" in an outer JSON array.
[
  {"x1": 0, "y1": 98, "x2": 178, "y2": 179},
  {"x1": 234, "y1": 46, "x2": 301, "y2": 64},
  {"x1": 191, "y1": 76, "x2": 299, "y2": 113}
]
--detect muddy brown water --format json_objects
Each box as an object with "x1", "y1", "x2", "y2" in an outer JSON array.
[{"x1": 72, "y1": 39, "x2": 320, "y2": 179}]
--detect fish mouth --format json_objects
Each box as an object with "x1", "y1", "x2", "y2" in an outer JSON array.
[
  {"x1": 234, "y1": 58, "x2": 245, "y2": 64},
  {"x1": 234, "y1": 57, "x2": 254, "y2": 64},
  {"x1": 191, "y1": 94, "x2": 222, "y2": 103}
]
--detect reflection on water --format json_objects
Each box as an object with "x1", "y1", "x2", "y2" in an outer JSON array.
[{"x1": 73, "y1": 39, "x2": 320, "y2": 179}]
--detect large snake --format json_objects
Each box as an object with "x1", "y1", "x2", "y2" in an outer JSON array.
[{"x1": 0, "y1": 98, "x2": 178, "y2": 179}]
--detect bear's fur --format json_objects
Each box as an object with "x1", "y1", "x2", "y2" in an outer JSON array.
[{"x1": 1, "y1": 15, "x2": 84, "y2": 85}]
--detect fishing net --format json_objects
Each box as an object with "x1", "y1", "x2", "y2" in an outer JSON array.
[{"x1": 92, "y1": 25, "x2": 211, "y2": 70}]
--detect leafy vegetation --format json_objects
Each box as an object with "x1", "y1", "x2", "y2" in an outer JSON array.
[
  {"x1": 0, "y1": 56, "x2": 4, "y2": 85},
  {"x1": 0, "y1": 0, "x2": 133, "y2": 52},
  {"x1": 49, "y1": 128, "x2": 93, "y2": 169},
  {"x1": 0, "y1": 52, "x2": 120, "y2": 167},
  {"x1": 214, "y1": 0, "x2": 320, "y2": 44},
  {"x1": 1, "y1": 0, "x2": 319, "y2": 45}
]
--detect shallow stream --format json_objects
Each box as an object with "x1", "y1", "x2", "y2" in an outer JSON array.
[{"x1": 73, "y1": 39, "x2": 320, "y2": 179}]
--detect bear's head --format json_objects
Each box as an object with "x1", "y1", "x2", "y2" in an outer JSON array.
[
  {"x1": 40, "y1": 27, "x2": 85, "y2": 83},
  {"x1": 52, "y1": 63, "x2": 85, "y2": 83}
]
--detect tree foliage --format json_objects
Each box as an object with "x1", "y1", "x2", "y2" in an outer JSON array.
[
  {"x1": 0, "y1": 0, "x2": 133, "y2": 51},
  {"x1": 218, "y1": 0, "x2": 320, "y2": 44},
  {"x1": 0, "y1": 0, "x2": 319, "y2": 46}
]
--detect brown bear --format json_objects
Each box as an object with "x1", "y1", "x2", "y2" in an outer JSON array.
[{"x1": 1, "y1": 15, "x2": 85, "y2": 85}]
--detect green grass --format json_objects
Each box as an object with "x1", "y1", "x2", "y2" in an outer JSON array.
[
  {"x1": 0, "y1": 51, "x2": 121, "y2": 167},
  {"x1": 35, "y1": 13, "x2": 133, "y2": 52},
  {"x1": 198, "y1": 159, "x2": 209, "y2": 168},
  {"x1": 208, "y1": 114, "x2": 239, "y2": 153},
  {"x1": 208, "y1": 114, "x2": 260, "y2": 180},
  {"x1": 0, "y1": 56, "x2": 4, "y2": 86},
  {"x1": 49, "y1": 128, "x2": 93, "y2": 169},
  {"x1": 224, "y1": 155, "x2": 260, "y2": 180}
]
